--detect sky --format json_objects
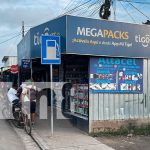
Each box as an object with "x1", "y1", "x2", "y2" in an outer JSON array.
[
  {"x1": 0, "y1": 0, "x2": 70, "y2": 67},
  {"x1": 0, "y1": 0, "x2": 149, "y2": 67}
]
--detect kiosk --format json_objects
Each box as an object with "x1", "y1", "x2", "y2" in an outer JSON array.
[{"x1": 18, "y1": 15, "x2": 150, "y2": 133}]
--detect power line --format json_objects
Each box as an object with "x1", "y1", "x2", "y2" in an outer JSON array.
[
  {"x1": 58, "y1": 0, "x2": 147, "y2": 24},
  {"x1": 88, "y1": 1, "x2": 103, "y2": 17},
  {"x1": 63, "y1": 0, "x2": 92, "y2": 15},
  {"x1": 119, "y1": 1, "x2": 136, "y2": 23},
  {"x1": 118, "y1": 0, "x2": 150, "y2": 5},
  {"x1": 7, "y1": 29, "x2": 22, "y2": 55},
  {"x1": 0, "y1": 30, "x2": 28, "y2": 45},
  {"x1": 128, "y1": 2, "x2": 150, "y2": 20},
  {"x1": 0, "y1": 30, "x2": 21, "y2": 38},
  {"x1": 0, "y1": 26, "x2": 31, "y2": 39}
]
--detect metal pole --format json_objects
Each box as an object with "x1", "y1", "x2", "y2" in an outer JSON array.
[
  {"x1": 50, "y1": 64, "x2": 53, "y2": 136},
  {"x1": 22, "y1": 21, "x2": 24, "y2": 38},
  {"x1": 113, "y1": 0, "x2": 116, "y2": 21},
  {"x1": 31, "y1": 59, "x2": 32, "y2": 80},
  {"x1": 18, "y1": 66, "x2": 20, "y2": 86}
]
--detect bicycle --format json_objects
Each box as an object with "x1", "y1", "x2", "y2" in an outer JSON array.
[{"x1": 21, "y1": 101, "x2": 32, "y2": 135}]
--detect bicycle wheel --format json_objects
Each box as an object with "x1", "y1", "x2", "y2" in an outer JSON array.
[
  {"x1": 24, "y1": 114, "x2": 32, "y2": 135},
  {"x1": 12, "y1": 111, "x2": 23, "y2": 128}
]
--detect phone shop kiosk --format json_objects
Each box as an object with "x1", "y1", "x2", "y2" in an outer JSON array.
[{"x1": 18, "y1": 15, "x2": 150, "y2": 133}]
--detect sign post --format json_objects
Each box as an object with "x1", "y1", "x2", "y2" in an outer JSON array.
[
  {"x1": 41, "y1": 35, "x2": 61, "y2": 136},
  {"x1": 50, "y1": 64, "x2": 53, "y2": 135}
]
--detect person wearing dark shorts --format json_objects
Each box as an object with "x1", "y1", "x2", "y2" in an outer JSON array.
[
  {"x1": 30, "y1": 101, "x2": 36, "y2": 114},
  {"x1": 29, "y1": 88, "x2": 37, "y2": 124}
]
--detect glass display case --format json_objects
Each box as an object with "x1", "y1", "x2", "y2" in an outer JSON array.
[{"x1": 70, "y1": 84, "x2": 89, "y2": 118}]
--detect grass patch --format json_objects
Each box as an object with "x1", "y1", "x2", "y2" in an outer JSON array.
[{"x1": 90, "y1": 124, "x2": 150, "y2": 137}]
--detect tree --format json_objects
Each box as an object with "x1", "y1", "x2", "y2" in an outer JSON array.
[{"x1": 144, "y1": 20, "x2": 150, "y2": 25}]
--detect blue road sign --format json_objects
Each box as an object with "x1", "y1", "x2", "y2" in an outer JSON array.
[
  {"x1": 41, "y1": 36, "x2": 61, "y2": 64},
  {"x1": 22, "y1": 59, "x2": 31, "y2": 69}
]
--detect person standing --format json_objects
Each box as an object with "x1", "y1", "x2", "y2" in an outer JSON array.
[{"x1": 21, "y1": 80, "x2": 37, "y2": 125}]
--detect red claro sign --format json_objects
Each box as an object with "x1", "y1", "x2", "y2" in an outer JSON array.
[{"x1": 11, "y1": 65, "x2": 18, "y2": 74}]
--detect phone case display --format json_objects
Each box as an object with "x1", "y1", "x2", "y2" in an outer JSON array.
[{"x1": 71, "y1": 84, "x2": 88, "y2": 118}]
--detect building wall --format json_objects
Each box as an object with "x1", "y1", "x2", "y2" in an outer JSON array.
[
  {"x1": 8, "y1": 56, "x2": 17, "y2": 66},
  {"x1": 3, "y1": 56, "x2": 17, "y2": 67},
  {"x1": 17, "y1": 31, "x2": 31, "y2": 66},
  {"x1": 89, "y1": 59, "x2": 150, "y2": 133}
]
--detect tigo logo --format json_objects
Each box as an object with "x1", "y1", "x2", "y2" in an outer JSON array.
[{"x1": 135, "y1": 34, "x2": 150, "y2": 48}]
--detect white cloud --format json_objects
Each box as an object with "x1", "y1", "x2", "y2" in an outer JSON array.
[
  {"x1": 0, "y1": 0, "x2": 70, "y2": 67},
  {"x1": 0, "y1": 0, "x2": 149, "y2": 67}
]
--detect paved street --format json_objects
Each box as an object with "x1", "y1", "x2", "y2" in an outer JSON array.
[
  {"x1": 0, "y1": 94, "x2": 40, "y2": 150},
  {"x1": 0, "y1": 92, "x2": 26, "y2": 150},
  {"x1": 31, "y1": 107, "x2": 114, "y2": 150},
  {"x1": 0, "y1": 119, "x2": 26, "y2": 150}
]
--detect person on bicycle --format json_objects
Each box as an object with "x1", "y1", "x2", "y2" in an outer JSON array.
[
  {"x1": 21, "y1": 80, "x2": 37, "y2": 125},
  {"x1": 7, "y1": 83, "x2": 19, "y2": 113}
]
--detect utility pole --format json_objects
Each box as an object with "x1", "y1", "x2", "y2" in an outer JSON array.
[
  {"x1": 113, "y1": 0, "x2": 116, "y2": 21},
  {"x1": 22, "y1": 21, "x2": 24, "y2": 38}
]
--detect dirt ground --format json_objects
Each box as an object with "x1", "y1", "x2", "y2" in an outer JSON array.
[{"x1": 96, "y1": 135, "x2": 150, "y2": 150}]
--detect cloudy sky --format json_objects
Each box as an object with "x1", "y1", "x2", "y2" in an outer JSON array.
[
  {"x1": 0, "y1": 0, "x2": 70, "y2": 66},
  {"x1": 0, "y1": 0, "x2": 149, "y2": 67}
]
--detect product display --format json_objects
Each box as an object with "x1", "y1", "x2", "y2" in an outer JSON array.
[{"x1": 70, "y1": 84, "x2": 89, "y2": 118}]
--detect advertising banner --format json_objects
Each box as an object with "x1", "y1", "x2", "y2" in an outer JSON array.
[
  {"x1": 30, "y1": 16, "x2": 66, "y2": 58},
  {"x1": 67, "y1": 15, "x2": 150, "y2": 58},
  {"x1": 89, "y1": 57, "x2": 143, "y2": 93}
]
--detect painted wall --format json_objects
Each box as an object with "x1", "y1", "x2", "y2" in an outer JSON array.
[{"x1": 3, "y1": 56, "x2": 17, "y2": 67}]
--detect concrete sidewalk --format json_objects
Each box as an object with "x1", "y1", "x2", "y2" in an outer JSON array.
[{"x1": 32, "y1": 107, "x2": 114, "y2": 150}]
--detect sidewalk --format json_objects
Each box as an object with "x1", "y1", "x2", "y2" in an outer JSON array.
[{"x1": 32, "y1": 106, "x2": 114, "y2": 150}]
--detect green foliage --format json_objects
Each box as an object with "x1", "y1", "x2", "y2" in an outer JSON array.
[{"x1": 90, "y1": 123, "x2": 150, "y2": 137}]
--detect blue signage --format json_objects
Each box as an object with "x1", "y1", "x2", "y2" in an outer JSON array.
[
  {"x1": 89, "y1": 57, "x2": 143, "y2": 93},
  {"x1": 41, "y1": 36, "x2": 61, "y2": 64},
  {"x1": 22, "y1": 59, "x2": 31, "y2": 69},
  {"x1": 18, "y1": 15, "x2": 150, "y2": 62},
  {"x1": 30, "y1": 16, "x2": 66, "y2": 58},
  {"x1": 66, "y1": 15, "x2": 150, "y2": 58}
]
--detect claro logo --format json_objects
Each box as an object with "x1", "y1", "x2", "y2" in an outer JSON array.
[{"x1": 135, "y1": 35, "x2": 150, "y2": 48}]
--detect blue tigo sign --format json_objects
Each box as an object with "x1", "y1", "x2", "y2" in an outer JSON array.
[
  {"x1": 22, "y1": 59, "x2": 31, "y2": 69},
  {"x1": 66, "y1": 16, "x2": 150, "y2": 58},
  {"x1": 41, "y1": 36, "x2": 61, "y2": 64},
  {"x1": 89, "y1": 57, "x2": 143, "y2": 93}
]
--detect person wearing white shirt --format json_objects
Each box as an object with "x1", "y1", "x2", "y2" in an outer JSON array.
[
  {"x1": 7, "y1": 84, "x2": 19, "y2": 114},
  {"x1": 7, "y1": 84, "x2": 19, "y2": 103}
]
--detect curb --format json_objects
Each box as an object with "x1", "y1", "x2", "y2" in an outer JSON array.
[
  {"x1": 31, "y1": 130, "x2": 50, "y2": 150},
  {"x1": 8, "y1": 120, "x2": 41, "y2": 150}
]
